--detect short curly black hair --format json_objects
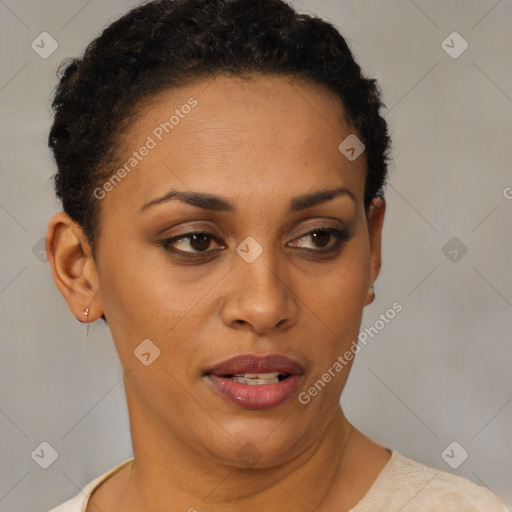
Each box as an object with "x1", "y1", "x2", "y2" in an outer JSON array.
[{"x1": 49, "y1": 0, "x2": 391, "y2": 255}]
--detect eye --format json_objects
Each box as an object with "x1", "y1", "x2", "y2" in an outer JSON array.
[
  {"x1": 161, "y1": 227, "x2": 350, "y2": 260},
  {"x1": 161, "y1": 231, "x2": 226, "y2": 257},
  {"x1": 288, "y1": 227, "x2": 350, "y2": 252}
]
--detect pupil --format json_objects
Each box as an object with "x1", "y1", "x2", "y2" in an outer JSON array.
[
  {"x1": 191, "y1": 234, "x2": 210, "y2": 251},
  {"x1": 313, "y1": 231, "x2": 330, "y2": 248}
]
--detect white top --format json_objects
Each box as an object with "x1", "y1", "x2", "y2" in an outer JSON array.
[{"x1": 48, "y1": 451, "x2": 508, "y2": 511}]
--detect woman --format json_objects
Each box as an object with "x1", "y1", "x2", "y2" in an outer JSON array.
[{"x1": 45, "y1": 0, "x2": 507, "y2": 510}]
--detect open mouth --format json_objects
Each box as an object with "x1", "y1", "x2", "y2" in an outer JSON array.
[
  {"x1": 203, "y1": 354, "x2": 303, "y2": 409},
  {"x1": 222, "y1": 372, "x2": 290, "y2": 385}
]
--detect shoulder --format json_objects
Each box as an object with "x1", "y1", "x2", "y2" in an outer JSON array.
[
  {"x1": 47, "y1": 494, "x2": 86, "y2": 512},
  {"x1": 46, "y1": 478, "x2": 96, "y2": 512},
  {"x1": 353, "y1": 450, "x2": 508, "y2": 511},
  {"x1": 47, "y1": 459, "x2": 134, "y2": 512},
  {"x1": 394, "y1": 452, "x2": 506, "y2": 509}
]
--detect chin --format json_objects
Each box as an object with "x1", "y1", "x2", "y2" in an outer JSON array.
[{"x1": 201, "y1": 416, "x2": 314, "y2": 470}]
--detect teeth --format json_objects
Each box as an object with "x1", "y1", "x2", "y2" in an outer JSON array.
[
  {"x1": 228, "y1": 372, "x2": 285, "y2": 385},
  {"x1": 231, "y1": 376, "x2": 280, "y2": 385},
  {"x1": 233, "y1": 372, "x2": 280, "y2": 379}
]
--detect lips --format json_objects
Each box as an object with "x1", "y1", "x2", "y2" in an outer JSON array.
[{"x1": 204, "y1": 354, "x2": 304, "y2": 410}]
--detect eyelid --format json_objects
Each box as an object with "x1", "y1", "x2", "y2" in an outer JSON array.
[
  {"x1": 284, "y1": 214, "x2": 350, "y2": 236},
  {"x1": 161, "y1": 230, "x2": 226, "y2": 254},
  {"x1": 288, "y1": 227, "x2": 350, "y2": 249},
  {"x1": 160, "y1": 224, "x2": 350, "y2": 258},
  {"x1": 161, "y1": 220, "x2": 346, "y2": 244}
]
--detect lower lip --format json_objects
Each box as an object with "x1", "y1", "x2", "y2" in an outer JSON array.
[{"x1": 206, "y1": 374, "x2": 302, "y2": 410}]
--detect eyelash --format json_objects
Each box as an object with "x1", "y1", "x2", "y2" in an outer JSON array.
[{"x1": 160, "y1": 227, "x2": 350, "y2": 259}]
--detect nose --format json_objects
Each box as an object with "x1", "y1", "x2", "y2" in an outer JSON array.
[{"x1": 221, "y1": 248, "x2": 299, "y2": 335}]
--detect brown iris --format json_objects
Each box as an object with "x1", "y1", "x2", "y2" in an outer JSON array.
[
  {"x1": 311, "y1": 230, "x2": 331, "y2": 248},
  {"x1": 189, "y1": 233, "x2": 212, "y2": 251}
]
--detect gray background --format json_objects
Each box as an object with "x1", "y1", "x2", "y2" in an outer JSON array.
[{"x1": 1, "y1": 0, "x2": 511, "y2": 510}]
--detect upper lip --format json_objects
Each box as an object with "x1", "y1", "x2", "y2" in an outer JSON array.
[{"x1": 204, "y1": 354, "x2": 304, "y2": 376}]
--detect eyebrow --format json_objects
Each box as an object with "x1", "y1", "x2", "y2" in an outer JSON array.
[{"x1": 140, "y1": 185, "x2": 356, "y2": 213}]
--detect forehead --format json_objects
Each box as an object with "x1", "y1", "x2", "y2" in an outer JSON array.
[{"x1": 99, "y1": 74, "x2": 366, "y2": 215}]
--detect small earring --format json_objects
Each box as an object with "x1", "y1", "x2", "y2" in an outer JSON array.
[
  {"x1": 83, "y1": 306, "x2": 90, "y2": 340},
  {"x1": 367, "y1": 285, "x2": 375, "y2": 304}
]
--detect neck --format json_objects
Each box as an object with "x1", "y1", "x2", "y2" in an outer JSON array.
[{"x1": 123, "y1": 403, "x2": 354, "y2": 512}]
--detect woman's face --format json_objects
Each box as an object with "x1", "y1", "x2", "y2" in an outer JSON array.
[{"x1": 90, "y1": 75, "x2": 384, "y2": 467}]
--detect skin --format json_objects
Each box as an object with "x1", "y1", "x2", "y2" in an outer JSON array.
[{"x1": 46, "y1": 74, "x2": 390, "y2": 512}]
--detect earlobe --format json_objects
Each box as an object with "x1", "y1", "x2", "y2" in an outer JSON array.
[
  {"x1": 45, "y1": 212, "x2": 104, "y2": 323},
  {"x1": 365, "y1": 284, "x2": 375, "y2": 306}
]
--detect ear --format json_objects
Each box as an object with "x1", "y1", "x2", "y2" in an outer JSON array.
[
  {"x1": 45, "y1": 212, "x2": 104, "y2": 323},
  {"x1": 365, "y1": 197, "x2": 386, "y2": 306}
]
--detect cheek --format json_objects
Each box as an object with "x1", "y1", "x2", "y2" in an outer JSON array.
[
  {"x1": 298, "y1": 246, "x2": 369, "y2": 403},
  {"x1": 95, "y1": 237, "x2": 181, "y2": 343},
  {"x1": 298, "y1": 236, "x2": 370, "y2": 388},
  {"x1": 97, "y1": 227, "x2": 175, "y2": 311},
  {"x1": 308, "y1": 238, "x2": 370, "y2": 323},
  {"x1": 95, "y1": 236, "x2": 220, "y2": 365}
]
